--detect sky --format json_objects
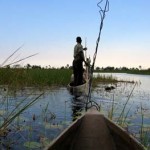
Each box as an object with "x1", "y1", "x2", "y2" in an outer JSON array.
[{"x1": 0, "y1": 0, "x2": 150, "y2": 69}]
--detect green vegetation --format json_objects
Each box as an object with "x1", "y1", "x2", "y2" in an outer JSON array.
[
  {"x1": 1, "y1": 64, "x2": 149, "y2": 88},
  {"x1": 97, "y1": 82, "x2": 150, "y2": 149},
  {"x1": 92, "y1": 74, "x2": 134, "y2": 87},
  {"x1": 0, "y1": 65, "x2": 149, "y2": 149},
  {"x1": 0, "y1": 93, "x2": 44, "y2": 137},
  {"x1": 0, "y1": 68, "x2": 72, "y2": 88},
  {"x1": 95, "y1": 66, "x2": 150, "y2": 75},
  {"x1": 0, "y1": 48, "x2": 149, "y2": 149},
  {"x1": 0, "y1": 67, "x2": 127, "y2": 88}
]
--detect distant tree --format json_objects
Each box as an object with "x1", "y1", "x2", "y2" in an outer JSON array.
[
  {"x1": 6, "y1": 65, "x2": 10, "y2": 69},
  {"x1": 32, "y1": 65, "x2": 41, "y2": 69},
  {"x1": 60, "y1": 66, "x2": 65, "y2": 69},
  {"x1": 26, "y1": 64, "x2": 31, "y2": 69},
  {"x1": 131, "y1": 67, "x2": 136, "y2": 70},
  {"x1": 96, "y1": 67, "x2": 100, "y2": 71},
  {"x1": 115, "y1": 67, "x2": 119, "y2": 71},
  {"x1": 104, "y1": 66, "x2": 114, "y2": 71},
  {"x1": 65, "y1": 64, "x2": 69, "y2": 69},
  {"x1": 69, "y1": 66, "x2": 73, "y2": 69},
  {"x1": 121, "y1": 67, "x2": 129, "y2": 71}
]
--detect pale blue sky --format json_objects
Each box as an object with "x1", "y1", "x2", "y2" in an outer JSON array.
[{"x1": 0, "y1": 0, "x2": 150, "y2": 68}]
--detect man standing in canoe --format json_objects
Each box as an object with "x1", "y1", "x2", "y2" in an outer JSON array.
[{"x1": 73, "y1": 36, "x2": 87, "y2": 86}]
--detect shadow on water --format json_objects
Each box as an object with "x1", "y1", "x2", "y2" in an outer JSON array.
[
  {"x1": 0, "y1": 87, "x2": 89, "y2": 149},
  {"x1": 71, "y1": 96, "x2": 86, "y2": 121}
]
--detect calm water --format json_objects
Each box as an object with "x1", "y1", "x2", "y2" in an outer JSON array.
[{"x1": 0, "y1": 73, "x2": 150, "y2": 149}]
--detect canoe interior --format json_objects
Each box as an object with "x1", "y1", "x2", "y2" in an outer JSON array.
[{"x1": 47, "y1": 110, "x2": 144, "y2": 150}]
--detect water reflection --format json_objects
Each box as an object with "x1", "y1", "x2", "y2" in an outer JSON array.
[
  {"x1": 71, "y1": 96, "x2": 85, "y2": 121},
  {"x1": 95, "y1": 73, "x2": 150, "y2": 92},
  {"x1": 0, "y1": 73, "x2": 150, "y2": 149}
]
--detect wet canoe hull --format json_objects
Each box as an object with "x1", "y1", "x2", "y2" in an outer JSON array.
[
  {"x1": 68, "y1": 79, "x2": 89, "y2": 96},
  {"x1": 46, "y1": 109, "x2": 144, "y2": 150}
]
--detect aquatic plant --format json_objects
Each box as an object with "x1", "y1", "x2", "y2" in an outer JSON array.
[
  {"x1": 117, "y1": 83, "x2": 137, "y2": 125},
  {"x1": 108, "y1": 94, "x2": 115, "y2": 120},
  {"x1": 0, "y1": 68, "x2": 72, "y2": 88},
  {"x1": 0, "y1": 92, "x2": 44, "y2": 136},
  {"x1": 140, "y1": 103, "x2": 150, "y2": 148}
]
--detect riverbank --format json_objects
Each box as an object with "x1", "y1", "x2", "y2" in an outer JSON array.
[{"x1": 95, "y1": 69, "x2": 150, "y2": 75}]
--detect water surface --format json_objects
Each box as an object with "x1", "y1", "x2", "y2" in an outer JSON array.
[{"x1": 0, "y1": 73, "x2": 150, "y2": 149}]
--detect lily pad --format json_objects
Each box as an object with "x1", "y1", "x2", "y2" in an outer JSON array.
[
  {"x1": 40, "y1": 137, "x2": 51, "y2": 147},
  {"x1": 143, "y1": 113, "x2": 150, "y2": 119},
  {"x1": 61, "y1": 121, "x2": 71, "y2": 126},
  {"x1": 142, "y1": 127, "x2": 150, "y2": 132},
  {"x1": 44, "y1": 123, "x2": 63, "y2": 129},
  {"x1": 24, "y1": 141, "x2": 42, "y2": 149},
  {"x1": 143, "y1": 124, "x2": 150, "y2": 128},
  {"x1": 126, "y1": 122, "x2": 135, "y2": 126},
  {"x1": 0, "y1": 110, "x2": 6, "y2": 115}
]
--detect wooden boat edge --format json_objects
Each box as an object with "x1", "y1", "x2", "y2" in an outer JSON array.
[
  {"x1": 45, "y1": 109, "x2": 145, "y2": 150},
  {"x1": 103, "y1": 115, "x2": 145, "y2": 150},
  {"x1": 67, "y1": 79, "x2": 89, "y2": 89},
  {"x1": 45, "y1": 112, "x2": 84, "y2": 150},
  {"x1": 85, "y1": 109, "x2": 145, "y2": 149}
]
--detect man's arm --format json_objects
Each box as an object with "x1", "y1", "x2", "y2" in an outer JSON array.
[{"x1": 83, "y1": 47, "x2": 87, "y2": 51}]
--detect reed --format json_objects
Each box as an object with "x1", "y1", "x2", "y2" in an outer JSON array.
[
  {"x1": 97, "y1": 79, "x2": 149, "y2": 148},
  {"x1": 0, "y1": 68, "x2": 72, "y2": 88},
  {"x1": 140, "y1": 103, "x2": 150, "y2": 148},
  {"x1": 108, "y1": 94, "x2": 115, "y2": 120},
  {"x1": 117, "y1": 83, "x2": 137, "y2": 125},
  {"x1": 93, "y1": 74, "x2": 118, "y2": 84},
  {"x1": 0, "y1": 92, "x2": 44, "y2": 136},
  {"x1": 0, "y1": 68, "x2": 128, "y2": 89},
  {"x1": 140, "y1": 103, "x2": 144, "y2": 143}
]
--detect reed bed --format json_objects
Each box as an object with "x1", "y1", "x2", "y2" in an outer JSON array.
[
  {"x1": 93, "y1": 74, "x2": 118, "y2": 84},
  {"x1": 0, "y1": 68, "x2": 72, "y2": 88},
  {"x1": 92, "y1": 74, "x2": 134, "y2": 87},
  {"x1": 0, "y1": 68, "x2": 126, "y2": 89}
]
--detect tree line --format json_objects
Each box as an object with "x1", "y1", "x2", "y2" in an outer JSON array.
[{"x1": 3, "y1": 64, "x2": 150, "y2": 72}]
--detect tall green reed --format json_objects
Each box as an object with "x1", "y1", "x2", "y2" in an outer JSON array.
[
  {"x1": 117, "y1": 82, "x2": 137, "y2": 125},
  {"x1": 108, "y1": 94, "x2": 115, "y2": 120},
  {"x1": 0, "y1": 92, "x2": 44, "y2": 135},
  {"x1": 140, "y1": 103, "x2": 150, "y2": 148},
  {"x1": 0, "y1": 68, "x2": 72, "y2": 88}
]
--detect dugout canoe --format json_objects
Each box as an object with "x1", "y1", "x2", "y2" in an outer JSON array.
[
  {"x1": 68, "y1": 79, "x2": 89, "y2": 96},
  {"x1": 46, "y1": 108, "x2": 145, "y2": 150}
]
